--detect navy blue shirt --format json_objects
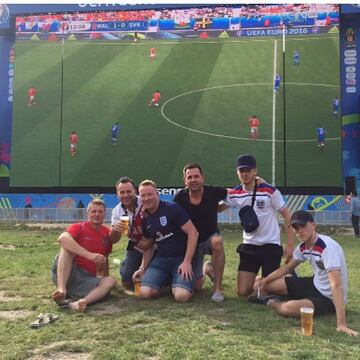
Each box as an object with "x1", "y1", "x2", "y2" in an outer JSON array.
[
  {"x1": 173, "y1": 186, "x2": 227, "y2": 243},
  {"x1": 142, "y1": 200, "x2": 190, "y2": 257}
]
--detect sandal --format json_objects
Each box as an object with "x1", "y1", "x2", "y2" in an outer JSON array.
[
  {"x1": 30, "y1": 313, "x2": 59, "y2": 328},
  {"x1": 58, "y1": 299, "x2": 71, "y2": 309},
  {"x1": 52, "y1": 290, "x2": 72, "y2": 309}
]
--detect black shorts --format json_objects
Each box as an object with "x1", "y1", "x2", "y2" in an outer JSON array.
[
  {"x1": 237, "y1": 243, "x2": 283, "y2": 277},
  {"x1": 285, "y1": 276, "x2": 335, "y2": 316}
]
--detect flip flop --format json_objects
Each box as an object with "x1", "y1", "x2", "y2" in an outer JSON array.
[
  {"x1": 58, "y1": 300, "x2": 71, "y2": 309},
  {"x1": 30, "y1": 313, "x2": 59, "y2": 328},
  {"x1": 52, "y1": 291, "x2": 72, "y2": 309}
]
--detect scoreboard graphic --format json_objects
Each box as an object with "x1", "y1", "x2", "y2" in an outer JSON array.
[{"x1": 340, "y1": 5, "x2": 360, "y2": 193}]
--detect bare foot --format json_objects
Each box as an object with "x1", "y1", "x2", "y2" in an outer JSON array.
[
  {"x1": 203, "y1": 261, "x2": 215, "y2": 283},
  {"x1": 52, "y1": 290, "x2": 66, "y2": 305},
  {"x1": 68, "y1": 299, "x2": 87, "y2": 312}
]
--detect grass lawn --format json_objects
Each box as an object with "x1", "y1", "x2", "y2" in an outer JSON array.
[
  {"x1": 11, "y1": 34, "x2": 341, "y2": 188},
  {"x1": 0, "y1": 226, "x2": 359, "y2": 360}
]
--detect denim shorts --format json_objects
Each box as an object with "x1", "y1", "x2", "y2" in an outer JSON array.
[
  {"x1": 141, "y1": 256, "x2": 194, "y2": 292},
  {"x1": 51, "y1": 254, "x2": 100, "y2": 299},
  {"x1": 120, "y1": 248, "x2": 143, "y2": 284},
  {"x1": 192, "y1": 234, "x2": 219, "y2": 279}
]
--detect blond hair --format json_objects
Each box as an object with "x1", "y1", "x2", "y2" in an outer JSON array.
[
  {"x1": 87, "y1": 198, "x2": 106, "y2": 212},
  {"x1": 139, "y1": 179, "x2": 157, "y2": 190}
]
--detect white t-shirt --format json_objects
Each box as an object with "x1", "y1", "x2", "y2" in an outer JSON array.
[
  {"x1": 226, "y1": 183, "x2": 285, "y2": 245},
  {"x1": 293, "y1": 234, "x2": 348, "y2": 303},
  {"x1": 111, "y1": 196, "x2": 143, "y2": 243},
  {"x1": 111, "y1": 196, "x2": 141, "y2": 224}
]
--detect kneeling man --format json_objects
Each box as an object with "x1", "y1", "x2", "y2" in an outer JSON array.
[{"x1": 134, "y1": 179, "x2": 198, "y2": 302}]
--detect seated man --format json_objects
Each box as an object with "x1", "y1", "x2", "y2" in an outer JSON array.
[
  {"x1": 51, "y1": 199, "x2": 121, "y2": 311},
  {"x1": 250, "y1": 210, "x2": 358, "y2": 337},
  {"x1": 133, "y1": 179, "x2": 198, "y2": 302}
]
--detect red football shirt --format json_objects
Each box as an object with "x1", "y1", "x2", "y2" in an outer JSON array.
[
  {"x1": 28, "y1": 88, "x2": 37, "y2": 97},
  {"x1": 69, "y1": 134, "x2": 78, "y2": 144},
  {"x1": 153, "y1": 92, "x2": 161, "y2": 101},
  {"x1": 249, "y1": 117, "x2": 260, "y2": 128},
  {"x1": 67, "y1": 222, "x2": 112, "y2": 275}
]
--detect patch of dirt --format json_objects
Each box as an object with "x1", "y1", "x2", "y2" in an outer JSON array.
[
  {"x1": 0, "y1": 244, "x2": 16, "y2": 250},
  {"x1": 28, "y1": 352, "x2": 91, "y2": 360},
  {"x1": 89, "y1": 303, "x2": 124, "y2": 315},
  {"x1": 210, "y1": 308, "x2": 225, "y2": 315},
  {"x1": 217, "y1": 320, "x2": 231, "y2": 326},
  {"x1": 316, "y1": 225, "x2": 354, "y2": 235},
  {"x1": 0, "y1": 290, "x2": 24, "y2": 302},
  {"x1": 29, "y1": 341, "x2": 91, "y2": 360},
  {"x1": 0, "y1": 310, "x2": 33, "y2": 319},
  {"x1": 32, "y1": 341, "x2": 82, "y2": 354},
  {"x1": 27, "y1": 223, "x2": 70, "y2": 230},
  {"x1": 207, "y1": 326, "x2": 221, "y2": 334},
  {"x1": 337, "y1": 227, "x2": 355, "y2": 235}
]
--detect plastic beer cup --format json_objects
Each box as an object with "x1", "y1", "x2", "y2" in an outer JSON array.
[
  {"x1": 300, "y1": 307, "x2": 314, "y2": 336},
  {"x1": 120, "y1": 215, "x2": 130, "y2": 237},
  {"x1": 134, "y1": 280, "x2": 141, "y2": 297},
  {"x1": 96, "y1": 261, "x2": 105, "y2": 278}
]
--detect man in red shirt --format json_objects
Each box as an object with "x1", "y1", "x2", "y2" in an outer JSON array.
[
  {"x1": 248, "y1": 115, "x2": 260, "y2": 140},
  {"x1": 27, "y1": 86, "x2": 37, "y2": 107},
  {"x1": 148, "y1": 90, "x2": 161, "y2": 107},
  {"x1": 51, "y1": 199, "x2": 122, "y2": 311},
  {"x1": 69, "y1": 131, "x2": 78, "y2": 157}
]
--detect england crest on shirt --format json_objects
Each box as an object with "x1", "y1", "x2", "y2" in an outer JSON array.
[
  {"x1": 256, "y1": 199, "x2": 265, "y2": 209},
  {"x1": 160, "y1": 216, "x2": 167, "y2": 226},
  {"x1": 315, "y1": 260, "x2": 325, "y2": 270}
]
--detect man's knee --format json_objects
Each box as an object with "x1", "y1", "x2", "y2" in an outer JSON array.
[
  {"x1": 274, "y1": 301, "x2": 302, "y2": 317},
  {"x1": 237, "y1": 278, "x2": 254, "y2": 297},
  {"x1": 237, "y1": 287, "x2": 252, "y2": 297},
  {"x1": 140, "y1": 286, "x2": 159, "y2": 299},
  {"x1": 210, "y1": 235, "x2": 224, "y2": 252},
  {"x1": 100, "y1": 276, "x2": 117, "y2": 290},
  {"x1": 172, "y1": 287, "x2": 192, "y2": 303},
  {"x1": 58, "y1": 247, "x2": 76, "y2": 260}
]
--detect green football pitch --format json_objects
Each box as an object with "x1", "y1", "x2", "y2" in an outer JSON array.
[{"x1": 11, "y1": 34, "x2": 341, "y2": 188}]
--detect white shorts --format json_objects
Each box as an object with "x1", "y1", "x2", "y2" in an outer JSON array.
[
  {"x1": 251, "y1": 127, "x2": 258, "y2": 134},
  {"x1": 29, "y1": 96, "x2": 34, "y2": 100},
  {"x1": 70, "y1": 144, "x2": 77, "y2": 150}
]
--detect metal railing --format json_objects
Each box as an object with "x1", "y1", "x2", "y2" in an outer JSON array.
[{"x1": 0, "y1": 208, "x2": 353, "y2": 225}]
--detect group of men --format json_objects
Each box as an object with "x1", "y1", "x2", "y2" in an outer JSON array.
[{"x1": 51, "y1": 153, "x2": 357, "y2": 336}]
